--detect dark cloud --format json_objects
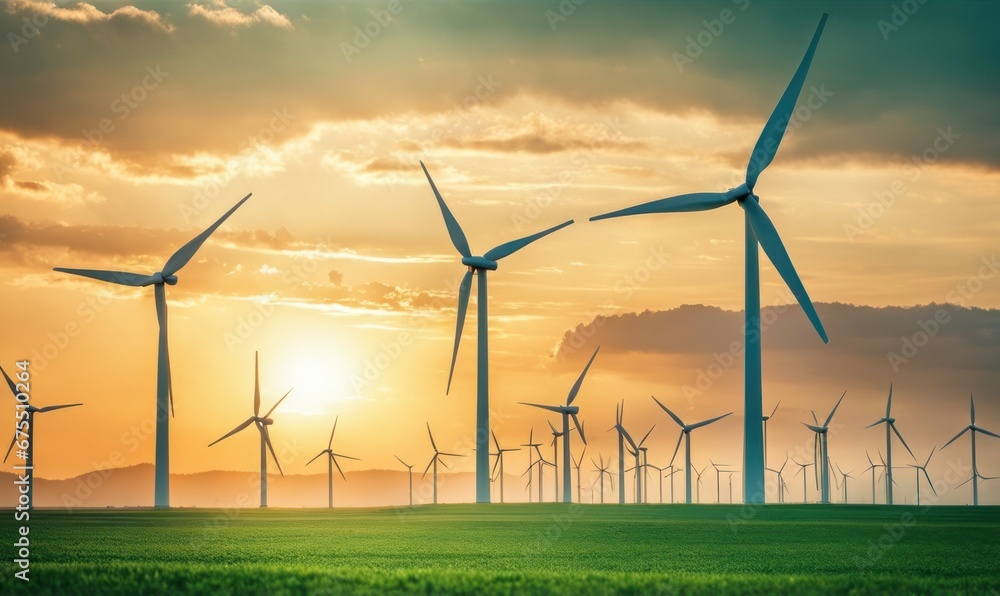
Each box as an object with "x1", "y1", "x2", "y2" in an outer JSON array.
[{"x1": 327, "y1": 268, "x2": 343, "y2": 285}]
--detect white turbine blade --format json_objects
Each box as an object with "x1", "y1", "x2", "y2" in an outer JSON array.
[
  {"x1": 161, "y1": 193, "x2": 252, "y2": 277},
  {"x1": 0, "y1": 364, "x2": 18, "y2": 398},
  {"x1": 688, "y1": 412, "x2": 732, "y2": 431},
  {"x1": 890, "y1": 423, "x2": 914, "y2": 458},
  {"x1": 566, "y1": 346, "x2": 600, "y2": 406},
  {"x1": 35, "y1": 403, "x2": 83, "y2": 413},
  {"x1": 53, "y1": 267, "x2": 153, "y2": 287},
  {"x1": 330, "y1": 452, "x2": 359, "y2": 461},
  {"x1": 261, "y1": 425, "x2": 284, "y2": 477},
  {"x1": 253, "y1": 351, "x2": 261, "y2": 417},
  {"x1": 331, "y1": 454, "x2": 347, "y2": 481},
  {"x1": 769, "y1": 400, "x2": 781, "y2": 419},
  {"x1": 521, "y1": 402, "x2": 563, "y2": 414},
  {"x1": 420, "y1": 161, "x2": 472, "y2": 258},
  {"x1": 942, "y1": 426, "x2": 971, "y2": 449},
  {"x1": 977, "y1": 426, "x2": 1000, "y2": 440},
  {"x1": 651, "y1": 396, "x2": 686, "y2": 429},
  {"x1": 426, "y1": 422, "x2": 438, "y2": 452},
  {"x1": 264, "y1": 388, "x2": 294, "y2": 419},
  {"x1": 922, "y1": 468, "x2": 937, "y2": 495},
  {"x1": 483, "y1": 220, "x2": 574, "y2": 262},
  {"x1": 571, "y1": 414, "x2": 586, "y2": 444},
  {"x1": 394, "y1": 455, "x2": 411, "y2": 468},
  {"x1": 329, "y1": 416, "x2": 339, "y2": 450},
  {"x1": 154, "y1": 287, "x2": 175, "y2": 418},
  {"x1": 639, "y1": 425, "x2": 656, "y2": 447},
  {"x1": 446, "y1": 270, "x2": 473, "y2": 395},
  {"x1": 970, "y1": 393, "x2": 976, "y2": 424},
  {"x1": 2, "y1": 432, "x2": 17, "y2": 463},
  {"x1": 209, "y1": 417, "x2": 255, "y2": 446},
  {"x1": 422, "y1": 458, "x2": 434, "y2": 478},
  {"x1": 824, "y1": 390, "x2": 847, "y2": 427},
  {"x1": 306, "y1": 451, "x2": 325, "y2": 466},
  {"x1": 491, "y1": 430, "x2": 501, "y2": 453},
  {"x1": 669, "y1": 432, "x2": 684, "y2": 466}
]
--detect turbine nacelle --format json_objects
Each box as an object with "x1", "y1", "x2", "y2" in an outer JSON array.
[
  {"x1": 461, "y1": 256, "x2": 499, "y2": 271},
  {"x1": 728, "y1": 183, "x2": 752, "y2": 199},
  {"x1": 148, "y1": 272, "x2": 179, "y2": 286}
]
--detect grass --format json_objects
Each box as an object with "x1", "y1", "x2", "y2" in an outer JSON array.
[{"x1": 1, "y1": 504, "x2": 998, "y2": 594}]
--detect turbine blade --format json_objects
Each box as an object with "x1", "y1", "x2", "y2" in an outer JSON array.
[
  {"x1": 824, "y1": 390, "x2": 847, "y2": 427},
  {"x1": 491, "y1": 430, "x2": 501, "y2": 453},
  {"x1": 924, "y1": 446, "x2": 936, "y2": 468},
  {"x1": 566, "y1": 346, "x2": 600, "y2": 406},
  {"x1": 547, "y1": 420, "x2": 559, "y2": 435},
  {"x1": 394, "y1": 455, "x2": 410, "y2": 468},
  {"x1": 264, "y1": 387, "x2": 294, "y2": 418},
  {"x1": 422, "y1": 458, "x2": 434, "y2": 478},
  {"x1": 639, "y1": 425, "x2": 656, "y2": 447},
  {"x1": 651, "y1": 396, "x2": 686, "y2": 429},
  {"x1": 2, "y1": 432, "x2": 16, "y2": 463},
  {"x1": 970, "y1": 393, "x2": 976, "y2": 424},
  {"x1": 331, "y1": 455, "x2": 346, "y2": 481},
  {"x1": 590, "y1": 192, "x2": 737, "y2": 221},
  {"x1": 520, "y1": 402, "x2": 563, "y2": 414},
  {"x1": 35, "y1": 403, "x2": 83, "y2": 413},
  {"x1": 942, "y1": 426, "x2": 970, "y2": 449},
  {"x1": 890, "y1": 423, "x2": 914, "y2": 458},
  {"x1": 669, "y1": 432, "x2": 683, "y2": 467},
  {"x1": 161, "y1": 193, "x2": 253, "y2": 277},
  {"x1": 617, "y1": 425, "x2": 638, "y2": 450},
  {"x1": 154, "y1": 286, "x2": 174, "y2": 418},
  {"x1": 426, "y1": 422, "x2": 438, "y2": 452},
  {"x1": 803, "y1": 423, "x2": 824, "y2": 433},
  {"x1": 209, "y1": 417, "x2": 255, "y2": 446},
  {"x1": 262, "y1": 426, "x2": 284, "y2": 477},
  {"x1": 745, "y1": 13, "x2": 828, "y2": 188},
  {"x1": 306, "y1": 451, "x2": 324, "y2": 466},
  {"x1": 253, "y1": 352, "x2": 261, "y2": 417},
  {"x1": 688, "y1": 412, "x2": 732, "y2": 431},
  {"x1": 572, "y1": 413, "x2": 587, "y2": 444},
  {"x1": 439, "y1": 452, "x2": 465, "y2": 458},
  {"x1": 864, "y1": 418, "x2": 887, "y2": 430},
  {"x1": 769, "y1": 400, "x2": 781, "y2": 419},
  {"x1": 446, "y1": 270, "x2": 473, "y2": 395},
  {"x1": 741, "y1": 198, "x2": 828, "y2": 343},
  {"x1": 977, "y1": 427, "x2": 1000, "y2": 440},
  {"x1": 922, "y1": 470, "x2": 936, "y2": 495},
  {"x1": 485, "y1": 219, "x2": 575, "y2": 262},
  {"x1": 53, "y1": 268, "x2": 153, "y2": 287},
  {"x1": 162, "y1": 294, "x2": 175, "y2": 418},
  {"x1": 886, "y1": 383, "x2": 893, "y2": 417},
  {"x1": 329, "y1": 416, "x2": 338, "y2": 449},
  {"x1": 420, "y1": 161, "x2": 472, "y2": 258},
  {"x1": 0, "y1": 364, "x2": 17, "y2": 398}
]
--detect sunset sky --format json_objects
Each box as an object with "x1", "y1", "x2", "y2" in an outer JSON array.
[{"x1": 1, "y1": 0, "x2": 999, "y2": 505}]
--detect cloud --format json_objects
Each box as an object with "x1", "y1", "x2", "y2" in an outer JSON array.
[
  {"x1": 441, "y1": 113, "x2": 645, "y2": 155},
  {"x1": 7, "y1": 0, "x2": 173, "y2": 32},
  {"x1": 186, "y1": 1, "x2": 293, "y2": 30}
]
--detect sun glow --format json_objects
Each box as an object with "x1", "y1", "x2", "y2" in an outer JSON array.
[{"x1": 270, "y1": 338, "x2": 356, "y2": 416}]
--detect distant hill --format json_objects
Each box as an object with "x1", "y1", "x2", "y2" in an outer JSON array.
[{"x1": 0, "y1": 465, "x2": 549, "y2": 508}]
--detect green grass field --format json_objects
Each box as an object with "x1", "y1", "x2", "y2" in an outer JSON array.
[{"x1": 2, "y1": 504, "x2": 999, "y2": 594}]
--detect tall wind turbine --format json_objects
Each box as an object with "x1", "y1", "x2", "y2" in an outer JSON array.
[
  {"x1": 571, "y1": 445, "x2": 587, "y2": 503},
  {"x1": 2, "y1": 363, "x2": 82, "y2": 509},
  {"x1": 490, "y1": 430, "x2": 519, "y2": 504},
  {"x1": 306, "y1": 416, "x2": 358, "y2": 508},
  {"x1": 943, "y1": 394, "x2": 999, "y2": 506},
  {"x1": 209, "y1": 352, "x2": 292, "y2": 508},
  {"x1": 592, "y1": 454, "x2": 614, "y2": 504},
  {"x1": 590, "y1": 15, "x2": 831, "y2": 505},
  {"x1": 762, "y1": 400, "x2": 780, "y2": 471},
  {"x1": 905, "y1": 447, "x2": 936, "y2": 507},
  {"x1": 792, "y1": 459, "x2": 814, "y2": 503},
  {"x1": 865, "y1": 384, "x2": 914, "y2": 505},
  {"x1": 653, "y1": 396, "x2": 732, "y2": 504},
  {"x1": 520, "y1": 346, "x2": 598, "y2": 503},
  {"x1": 803, "y1": 390, "x2": 846, "y2": 504},
  {"x1": 54, "y1": 193, "x2": 252, "y2": 508},
  {"x1": 422, "y1": 423, "x2": 464, "y2": 505},
  {"x1": 395, "y1": 456, "x2": 414, "y2": 506},
  {"x1": 422, "y1": 162, "x2": 573, "y2": 504}
]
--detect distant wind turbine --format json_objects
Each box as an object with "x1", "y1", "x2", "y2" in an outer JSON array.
[
  {"x1": 803, "y1": 390, "x2": 846, "y2": 504},
  {"x1": 520, "y1": 428, "x2": 543, "y2": 503},
  {"x1": 55, "y1": 192, "x2": 252, "y2": 507},
  {"x1": 306, "y1": 416, "x2": 358, "y2": 508},
  {"x1": 942, "y1": 394, "x2": 999, "y2": 506},
  {"x1": 209, "y1": 351, "x2": 292, "y2": 508},
  {"x1": 2, "y1": 363, "x2": 82, "y2": 509},
  {"x1": 711, "y1": 460, "x2": 734, "y2": 504},
  {"x1": 571, "y1": 445, "x2": 587, "y2": 504},
  {"x1": 422, "y1": 423, "x2": 464, "y2": 505},
  {"x1": 395, "y1": 456, "x2": 414, "y2": 506},
  {"x1": 792, "y1": 459, "x2": 815, "y2": 503},
  {"x1": 694, "y1": 465, "x2": 708, "y2": 504},
  {"x1": 590, "y1": 15, "x2": 831, "y2": 504},
  {"x1": 863, "y1": 450, "x2": 883, "y2": 504},
  {"x1": 865, "y1": 384, "x2": 914, "y2": 505},
  {"x1": 906, "y1": 447, "x2": 936, "y2": 507},
  {"x1": 762, "y1": 400, "x2": 781, "y2": 472},
  {"x1": 490, "y1": 431, "x2": 519, "y2": 504},
  {"x1": 766, "y1": 456, "x2": 790, "y2": 503},
  {"x1": 592, "y1": 454, "x2": 614, "y2": 504},
  {"x1": 835, "y1": 463, "x2": 853, "y2": 503},
  {"x1": 653, "y1": 396, "x2": 732, "y2": 504},
  {"x1": 610, "y1": 401, "x2": 629, "y2": 504},
  {"x1": 422, "y1": 162, "x2": 573, "y2": 504},
  {"x1": 520, "y1": 346, "x2": 598, "y2": 503}
]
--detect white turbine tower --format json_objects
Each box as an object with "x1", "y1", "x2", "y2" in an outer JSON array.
[
  {"x1": 653, "y1": 396, "x2": 732, "y2": 504},
  {"x1": 865, "y1": 384, "x2": 914, "y2": 505},
  {"x1": 942, "y1": 394, "x2": 999, "y2": 506},
  {"x1": 422, "y1": 162, "x2": 573, "y2": 504},
  {"x1": 803, "y1": 390, "x2": 846, "y2": 504},
  {"x1": 590, "y1": 15, "x2": 831, "y2": 504},
  {"x1": 395, "y1": 456, "x2": 415, "y2": 506},
  {"x1": 306, "y1": 416, "x2": 359, "y2": 508},
  {"x1": 422, "y1": 423, "x2": 464, "y2": 505},
  {"x1": 209, "y1": 352, "x2": 292, "y2": 508},
  {"x1": 490, "y1": 431, "x2": 519, "y2": 504},
  {"x1": 54, "y1": 193, "x2": 252, "y2": 508}
]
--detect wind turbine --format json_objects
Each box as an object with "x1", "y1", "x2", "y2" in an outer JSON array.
[
  {"x1": 792, "y1": 459, "x2": 814, "y2": 503},
  {"x1": 592, "y1": 454, "x2": 614, "y2": 504},
  {"x1": 306, "y1": 416, "x2": 358, "y2": 508},
  {"x1": 766, "y1": 457, "x2": 789, "y2": 503},
  {"x1": 711, "y1": 460, "x2": 733, "y2": 504},
  {"x1": 610, "y1": 401, "x2": 629, "y2": 504},
  {"x1": 632, "y1": 425, "x2": 655, "y2": 504},
  {"x1": 422, "y1": 423, "x2": 464, "y2": 505},
  {"x1": 490, "y1": 430, "x2": 519, "y2": 504},
  {"x1": 835, "y1": 463, "x2": 853, "y2": 503},
  {"x1": 645, "y1": 462, "x2": 666, "y2": 503},
  {"x1": 943, "y1": 394, "x2": 999, "y2": 506},
  {"x1": 694, "y1": 465, "x2": 708, "y2": 503},
  {"x1": 2, "y1": 363, "x2": 82, "y2": 509},
  {"x1": 395, "y1": 455, "x2": 414, "y2": 506},
  {"x1": 590, "y1": 15, "x2": 831, "y2": 504},
  {"x1": 545, "y1": 421, "x2": 564, "y2": 502},
  {"x1": 54, "y1": 193, "x2": 252, "y2": 507},
  {"x1": 613, "y1": 416, "x2": 641, "y2": 503},
  {"x1": 902, "y1": 447, "x2": 934, "y2": 507},
  {"x1": 521, "y1": 428, "x2": 543, "y2": 503},
  {"x1": 520, "y1": 346, "x2": 598, "y2": 503},
  {"x1": 803, "y1": 390, "x2": 846, "y2": 504},
  {"x1": 665, "y1": 467, "x2": 681, "y2": 504},
  {"x1": 762, "y1": 400, "x2": 780, "y2": 471},
  {"x1": 422, "y1": 162, "x2": 573, "y2": 504},
  {"x1": 653, "y1": 396, "x2": 732, "y2": 504},
  {"x1": 209, "y1": 352, "x2": 291, "y2": 508},
  {"x1": 862, "y1": 450, "x2": 882, "y2": 504},
  {"x1": 571, "y1": 445, "x2": 587, "y2": 503},
  {"x1": 728, "y1": 472, "x2": 738, "y2": 504},
  {"x1": 865, "y1": 384, "x2": 914, "y2": 505}
]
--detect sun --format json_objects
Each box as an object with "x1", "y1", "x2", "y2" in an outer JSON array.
[{"x1": 270, "y1": 339, "x2": 355, "y2": 416}]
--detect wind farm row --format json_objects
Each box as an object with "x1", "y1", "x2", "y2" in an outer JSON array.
[{"x1": 4, "y1": 13, "x2": 995, "y2": 511}]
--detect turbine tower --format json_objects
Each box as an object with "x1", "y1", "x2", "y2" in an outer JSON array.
[
  {"x1": 803, "y1": 390, "x2": 846, "y2": 504},
  {"x1": 711, "y1": 460, "x2": 734, "y2": 504},
  {"x1": 612, "y1": 414, "x2": 640, "y2": 503},
  {"x1": 942, "y1": 394, "x2": 999, "y2": 506},
  {"x1": 2, "y1": 363, "x2": 82, "y2": 509},
  {"x1": 306, "y1": 416, "x2": 359, "y2": 508},
  {"x1": 792, "y1": 459, "x2": 815, "y2": 503},
  {"x1": 422, "y1": 423, "x2": 464, "y2": 505},
  {"x1": 422, "y1": 162, "x2": 573, "y2": 504},
  {"x1": 590, "y1": 15, "x2": 831, "y2": 504},
  {"x1": 863, "y1": 450, "x2": 883, "y2": 504},
  {"x1": 208, "y1": 352, "x2": 292, "y2": 508},
  {"x1": 835, "y1": 463, "x2": 853, "y2": 503},
  {"x1": 762, "y1": 400, "x2": 780, "y2": 471},
  {"x1": 490, "y1": 431, "x2": 519, "y2": 504},
  {"x1": 520, "y1": 346, "x2": 598, "y2": 503},
  {"x1": 520, "y1": 428, "x2": 543, "y2": 503},
  {"x1": 653, "y1": 396, "x2": 732, "y2": 504},
  {"x1": 55, "y1": 193, "x2": 253, "y2": 507},
  {"x1": 395, "y1": 456, "x2": 414, "y2": 506},
  {"x1": 592, "y1": 454, "x2": 614, "y2": 504},
  {"x1": 865, "y1": 384, "x2": 914, "y2": 505},
  {"x1": 610, "y1": 401, "x2": 629, "y2": 504},
  {"x1": 571, "y1": 445, "x2": 587, "y2": 503}
]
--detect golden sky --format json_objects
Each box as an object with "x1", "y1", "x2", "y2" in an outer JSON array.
[{"x1": 1, "y1": 0, "x2": 999, "y2": 505}]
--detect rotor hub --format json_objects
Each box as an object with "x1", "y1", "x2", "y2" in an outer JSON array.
[{"x1": 461, "y1": 256, "x2": 499, "y2": 271}]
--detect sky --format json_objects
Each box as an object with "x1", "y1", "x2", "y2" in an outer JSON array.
[{"x1": 1, "y1": 0, "x2": 999, "y2": 506}]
